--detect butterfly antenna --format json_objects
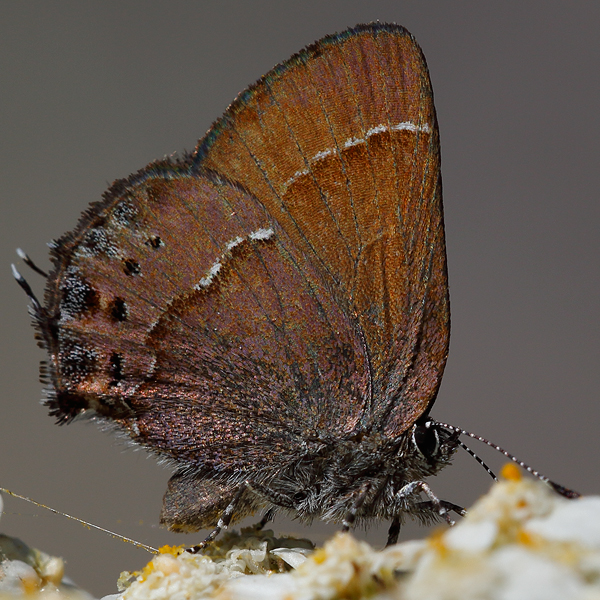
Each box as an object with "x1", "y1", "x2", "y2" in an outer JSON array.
[
  {"x1": 456, "y1": 439, "x2": 497, "y2": 481},
  {"x1": 433, "y1": 421, "x2": 580, "y2": 499},
  {"x1": 0, "y1": 487, "x2": 158, "y2": 554}
]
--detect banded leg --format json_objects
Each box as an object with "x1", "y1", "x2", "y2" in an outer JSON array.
[
  {"x1": 186, "y1": 483, "x2": 248, "y2": 553},
  {"x1": 245, "y1": 480, "x2": 297, "y2": 509},
  {"x1": 253, "y1": 507, "x2": 276, "y2": 531},
  {"x1": 387, "y1": 499, "x2": 465, "y2": 546},
  {"x1": 396, "y1": 481, "x2": 455, "y2": 526},
  {"x1": 414, "y1": 499, "x2": 467, "y2": 518},
  {"x1": 341, "y1": 482, "x2": 371, "y2": 532},
  {"x1": 386, "y1": 517, "x2": 401, "y2": 546}
]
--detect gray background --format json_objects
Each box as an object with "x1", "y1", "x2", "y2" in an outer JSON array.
[{"x1": 1, "y1": 1, "x2": 599, "y2": 596}]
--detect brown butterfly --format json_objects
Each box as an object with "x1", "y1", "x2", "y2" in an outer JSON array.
[{"x1": 14, "y1": 23, "x2": 578, "y2": 550}]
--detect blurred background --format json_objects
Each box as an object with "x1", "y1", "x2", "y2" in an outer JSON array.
[{"x1": 1, "y1": 1, "x2": 599, "y2": 596}]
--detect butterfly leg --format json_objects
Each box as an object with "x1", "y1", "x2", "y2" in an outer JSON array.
[
  {"x1": 415, "y1": 499, "x2": 466, "y2": 518},
  {"x1": 442, "y1": 500, "x2": 466, "y2": 517},
  {"x1": 245, "y1": 480, "x2": 297, "y2": 509},
  {"x1": 252, "y1": 507, "x2": 276, "y2": 531},
  {"x1": 186, "y1": 483, "x2": 248, "y2": 553},
  {"x1": 386, "y1": 516, "x2": 401, "y2": 546},
  {"x1": 395, "y1": 481, "x2": 455, "y2": 526},
  {"x1": 386, "y1": 499, "x2": 464, "y2": 546},
  {"x1": 341, "y1": 481, "x2": 372, "y2": 532}
]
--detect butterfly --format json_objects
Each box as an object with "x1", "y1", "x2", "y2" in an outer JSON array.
[{"x1": 15, "y1": 22, "x2": 577, "y2": 549}]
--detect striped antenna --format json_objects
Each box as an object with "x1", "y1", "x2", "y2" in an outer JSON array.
[{"x1": 433, "y1": 421, "x2": 580, "y2": 499}]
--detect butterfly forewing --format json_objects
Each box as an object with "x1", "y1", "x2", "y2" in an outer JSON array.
[{"x1": 194, "y1": 23, "x2": 448, "y2": 436}]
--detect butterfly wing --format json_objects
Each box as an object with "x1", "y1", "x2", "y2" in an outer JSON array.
[
  {"x1": 194, "y1": 23, "x2": 449, "y2": 437},
  {"x1": 40, "y1": 163, "x2": 370, "y2": 469},
  {"x1": 34, "y1": 23, "x2": 449, "y2": 531}
]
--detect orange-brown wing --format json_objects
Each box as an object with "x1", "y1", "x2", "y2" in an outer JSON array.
[
  {"x1": 193, "y1": 23, "x2": 449, "y2": 437},
  {"x1": 40, "y1": 164, "x2": 370, "y2": 470}
]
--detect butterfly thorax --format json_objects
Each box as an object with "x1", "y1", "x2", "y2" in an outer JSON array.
[{"x1": 255, "y1": 424, "x2": 459, "y2": 525}]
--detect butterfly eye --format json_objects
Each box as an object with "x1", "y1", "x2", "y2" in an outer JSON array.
[{"x1": 413, "y1": 422, "x2": 440, "y2": 460}]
